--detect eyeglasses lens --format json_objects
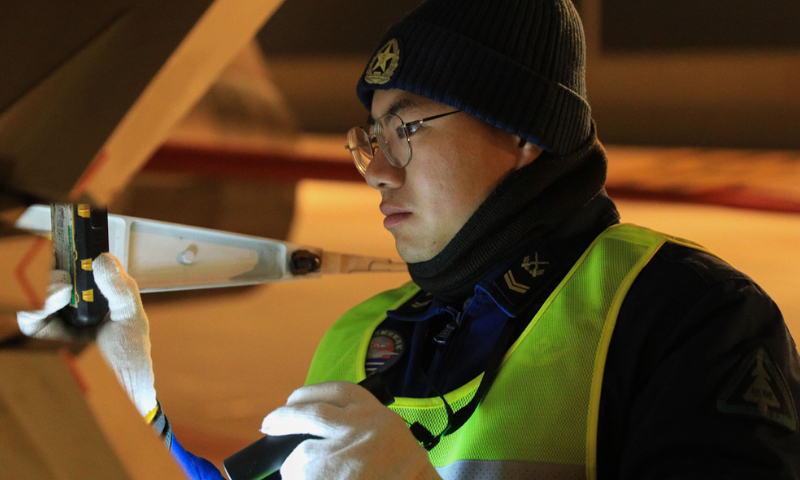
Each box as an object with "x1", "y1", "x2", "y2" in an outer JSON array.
[
  {"x1": 348, "y1": 128, "x2": 373, "y2": 175},
  {"x1": 376, "y1": 114, "x2": 411, "y2": 168}
]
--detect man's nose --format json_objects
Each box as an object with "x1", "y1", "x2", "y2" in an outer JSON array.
[{"x1": 365, "y1": 148, "x2": 405, "y2": 190}]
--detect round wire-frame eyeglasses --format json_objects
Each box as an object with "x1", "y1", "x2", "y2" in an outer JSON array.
[{"x1": 346, "y1": 110, "x2": 461, "y2": 176}]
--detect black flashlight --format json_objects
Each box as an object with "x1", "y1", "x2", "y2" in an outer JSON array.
[
  {"x1": 51, "y1": 204, "x2": 110, "y2": 328},
  {"x1": 223, "y1": 374, "x2": 394, "y2": 480}
]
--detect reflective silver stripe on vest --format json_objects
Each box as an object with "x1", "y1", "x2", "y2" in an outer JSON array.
[{"x1": 436, "y1": 460, "x2": 585, "y2": 480}]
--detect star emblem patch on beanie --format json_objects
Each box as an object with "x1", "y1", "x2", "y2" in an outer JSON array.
[{"x1": 365, "y1": 39, "x2": 400, "y2": 85}]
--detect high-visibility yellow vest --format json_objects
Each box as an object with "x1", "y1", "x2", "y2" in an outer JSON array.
[{"x1": 305, "y1": 224, "x2": 712, "y2": 480}]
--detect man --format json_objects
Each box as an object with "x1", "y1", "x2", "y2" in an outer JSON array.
[{"x1": 18, "y1": 0, "x2": 800, "y2": 478}]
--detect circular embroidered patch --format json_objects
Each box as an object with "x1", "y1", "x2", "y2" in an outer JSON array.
[
  {"x1": 364, "y1": 38, "x2": 401, "y2": 85},
  {"x1": 366, "y1": 329, "x2": 405, "y2": 374}
]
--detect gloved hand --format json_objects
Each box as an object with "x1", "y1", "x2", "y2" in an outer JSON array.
[
  {"x1": 17, "y1": 269, "x2": 89, "y2": 341},
  {"x1": 260, "y1": 381, "x2": 442, "y2": 480},
  {"x1": 17, "y1": 253, "x2": 157, "y2": 418}
]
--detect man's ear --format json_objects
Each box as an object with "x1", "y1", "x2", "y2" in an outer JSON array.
[{"x1": 515, "y1": 139, "x2": 543, "y2": 170}]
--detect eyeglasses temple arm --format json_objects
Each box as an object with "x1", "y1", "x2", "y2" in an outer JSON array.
[{"x1": 414, "y1": 110, "x2": 461, "y2": 125}]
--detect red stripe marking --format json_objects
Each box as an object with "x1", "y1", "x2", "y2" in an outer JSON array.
[
  {"x1": 15, "y1": 237, "x2": 48, "y2": 309},
  {"x1": 142, "y1": 144, "x2": 800, "y2": 214},
  {"x1": 70, "y1": 150, "x2": 108, "y2": 201},
  {"x1": 144, "y1": 144, "x2": 362, "y2": 183},
  {"x1": 606, "y1": 186, "x2": 800, "y2": 215},
  {"x1": 60, "y1": 350, "x2": 89, "y2": 395}
]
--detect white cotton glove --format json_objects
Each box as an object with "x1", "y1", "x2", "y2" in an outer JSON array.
[
  {"x1": 16, "y1": 253, "x2": 157, "y2": 418},
  {"x1": 260, "y1": 381, "x2": 442, "y2": 480},
  {"x1": 92, "y1": 253, "x2": 157, "y2": 417},
  {"x1": 17, "y1": 269, "x2": 88, "y2": 341}
]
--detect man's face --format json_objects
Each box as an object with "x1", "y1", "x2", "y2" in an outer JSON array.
[{"x1": 365, "y1": 89, "x2": 540, "y2": 263}]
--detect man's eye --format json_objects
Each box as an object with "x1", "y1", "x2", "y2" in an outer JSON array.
[{"x1": 406, "y1": 124, "x2": 422, "y2": 135}]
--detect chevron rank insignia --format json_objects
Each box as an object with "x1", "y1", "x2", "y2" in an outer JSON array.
[
  {"x1": 493, "y1": 245, "x2": 557, "y2": 306},
  {"x1": 717, "y1": 346, "x2": 798, "y2": 432}
]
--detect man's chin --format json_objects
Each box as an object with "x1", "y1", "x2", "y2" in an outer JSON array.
[{"x1": 394, "y1": 238, "x2": 440, "y2": 264}]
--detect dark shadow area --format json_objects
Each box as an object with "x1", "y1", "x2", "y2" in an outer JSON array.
[{"x1": 603, "y1": 0, "x2": 800, "y2": 52}]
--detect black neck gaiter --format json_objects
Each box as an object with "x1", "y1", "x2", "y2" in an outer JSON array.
[{"x1": 407, "y1": 130, "x2": 608, "y2": 300}]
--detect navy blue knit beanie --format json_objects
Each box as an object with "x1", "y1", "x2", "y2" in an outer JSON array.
[{"x1": 356, "y1": 0, "x2": 591, "y2": 155}]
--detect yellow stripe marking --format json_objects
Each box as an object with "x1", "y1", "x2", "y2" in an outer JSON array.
[{"x1": 77, "y1": 204, "x2": 91, "y2": 218}]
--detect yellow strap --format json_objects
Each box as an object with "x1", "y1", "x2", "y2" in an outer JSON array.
[{"x1": 144, "y1": 405, "x2": 159, "y2": 424}]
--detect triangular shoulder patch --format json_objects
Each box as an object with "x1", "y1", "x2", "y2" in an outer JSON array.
[{"x1": 717, "y1": 346, "x2": 798, "y2": 432}]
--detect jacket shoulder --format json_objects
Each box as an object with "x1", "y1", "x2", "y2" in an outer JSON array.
[
  {"x1": 653, "y1": 240, "x2": 752, "y2": 286},
  {"x1": 597, "y1": 236, "x2": 800, "y2": 479}
]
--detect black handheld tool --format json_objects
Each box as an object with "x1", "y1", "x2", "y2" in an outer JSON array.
[
  {"x1": 51, "y1": 204, "x2": 110, "y2": 328},
  {"x1": 223, "y1": 374, "x2": 394, "y2": 480}
]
